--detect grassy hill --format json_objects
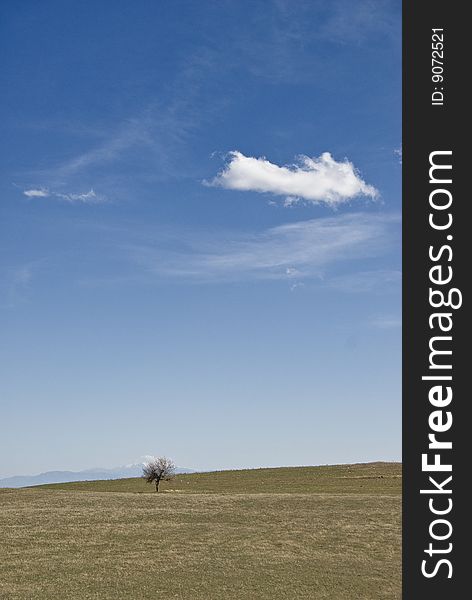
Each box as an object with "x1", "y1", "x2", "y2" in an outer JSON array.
[
  {"x1": 35, "y1": 462, "x2": 401, "y2": 495},
  {"x1": 0, "y1": 462, "x2": 401, "y2": 599}
]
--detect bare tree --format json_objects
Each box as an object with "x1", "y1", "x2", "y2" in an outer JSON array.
[{"x1": 142, "y1": 457, "x2": 176, "y2": 492}]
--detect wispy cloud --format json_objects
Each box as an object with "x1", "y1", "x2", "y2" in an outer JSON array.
[
  {"x1": 208, "y1": 151, "x2": 378, "y2": 206},
  {"x1": 23, "y1": 188, "x2": 49, "y2": 198},
  {"x1": 233, "y1": 0, "x2": 400, "y2": 83},
  {"x1": 129, "y1": 212, "x2": 399, "y2": 283},
  {"x1": 394, "y1": 147, "x2": 402, "y2": 164},
  {"x1": 22, "y1": 187, "x2": 106, "y2": 204},
  {"x1": 50, "y1": 118, "x2": 155, "y2": 181},
  {"x1": 318, "y1": 0, "x2": 400, "y2": 45},
  {"x1": 54, "y1": 189, "x2": 105, "y2": 203},
  {"x1": 23, "y1": 49, "x2": 223, "y2": 197}
]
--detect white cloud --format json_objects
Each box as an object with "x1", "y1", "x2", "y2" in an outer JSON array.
[
  {"x1": 22, "y1": 187, "x2": 105, "y2": 204},
  {"x1": 23, "y1": 188, "x2": 50, "y2": 198},
  {"x1": 208, "y1": 151, "x2": 378, "y2": 205},
  {"x1": 394, "y1": 147, "x2": 402, "y2": 164},
  {"x1": 131, "y1": 212, "x2": 399, "y2": 283}
]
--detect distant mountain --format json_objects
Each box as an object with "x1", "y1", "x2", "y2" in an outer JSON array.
[{"x1": 0, "y1": 464, "x2": 195, "y2": 488}]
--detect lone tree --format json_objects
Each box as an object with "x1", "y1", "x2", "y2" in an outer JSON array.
[{"x1": 142, "y1": 456, "x2": 176, "y2": 492}]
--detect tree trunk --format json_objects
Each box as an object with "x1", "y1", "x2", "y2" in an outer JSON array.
[{"x1": 155, "y1": 479, "x2": 160, "y2": 493}]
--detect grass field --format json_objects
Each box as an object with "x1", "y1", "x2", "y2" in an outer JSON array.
[{"x1": 0, "y1": 462, "x2": 401, "y2": 599}]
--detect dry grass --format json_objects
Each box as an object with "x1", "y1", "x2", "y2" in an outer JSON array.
[{"x1": 0, "y1": 463, "x2": 401, "y2": 599}]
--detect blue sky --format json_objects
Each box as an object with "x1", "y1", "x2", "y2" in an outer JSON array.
[{"x1": 0, "y1": 0, "x2": 401, "y2": 477}]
